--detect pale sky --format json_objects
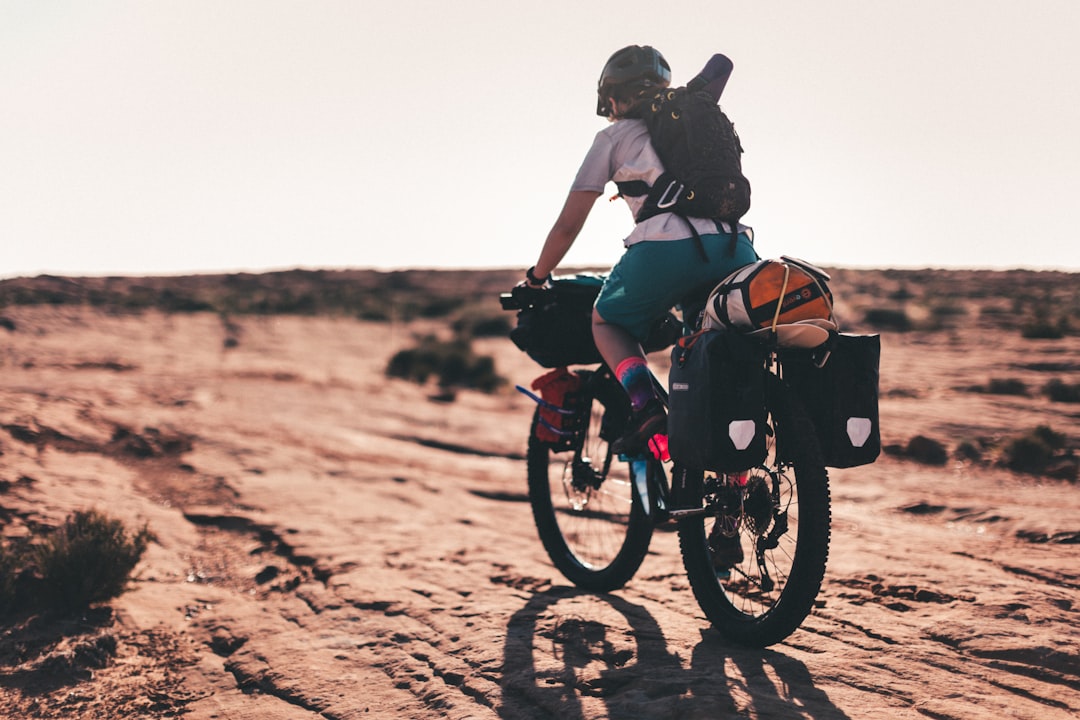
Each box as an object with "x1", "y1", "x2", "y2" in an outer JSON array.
[{"x1": 3, "y1": 1, "x2": 1079, "y2": 278}]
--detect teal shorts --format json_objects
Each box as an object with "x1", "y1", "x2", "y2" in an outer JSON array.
[{"x1": 594, "y1": 232, "x2": 759, "y2": 340}]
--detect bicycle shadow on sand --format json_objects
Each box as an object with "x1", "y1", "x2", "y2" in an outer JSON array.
[{"x1": 499, "y1": 585, "x2": 851, "y2": 720}]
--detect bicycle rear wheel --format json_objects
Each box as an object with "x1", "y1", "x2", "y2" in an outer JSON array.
[
  {"x1": 526, "y1": 371, "x2": 654, "y2": 592},
  {"x1": 677, "y1": 379, "x2": 831, "y2": 646}
]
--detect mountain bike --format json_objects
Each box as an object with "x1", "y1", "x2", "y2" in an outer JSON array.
[{"x1": 501, "y1": 276, "x2": 835, "y2": 647}]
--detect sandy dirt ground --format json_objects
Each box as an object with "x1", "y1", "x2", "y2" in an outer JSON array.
[{"x1": 0, "y1": 302, "x2": 1077, "y2": 719}]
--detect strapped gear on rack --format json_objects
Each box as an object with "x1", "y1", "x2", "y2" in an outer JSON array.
[{"x1": 704, "y1": 257, "x2": 836, "y2": 349}]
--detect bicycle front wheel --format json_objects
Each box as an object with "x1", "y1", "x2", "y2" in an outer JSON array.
[
  {"x1": 526, "y1": 376, "x2": 654, "y2": 592},
  {"x1": 677, "y1": 380, "x2": 831, "y2": 646}
]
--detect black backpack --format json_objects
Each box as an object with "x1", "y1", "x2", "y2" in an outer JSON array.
[{"x1": 619, "y1": 84, "x2": 751, "y2": 257}]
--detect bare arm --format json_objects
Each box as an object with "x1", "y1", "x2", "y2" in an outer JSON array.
[{"x1": 532, "y1": 190, "x2": 602, "y2": 280}]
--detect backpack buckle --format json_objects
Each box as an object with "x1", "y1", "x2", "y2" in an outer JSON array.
[{"x1": 656, "y1": 179, "x2": 685, "y2": 209}]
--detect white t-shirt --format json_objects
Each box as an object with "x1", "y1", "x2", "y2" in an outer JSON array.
[{"x1": 570, "y1": 118, "x2": 744, "y2": 247}]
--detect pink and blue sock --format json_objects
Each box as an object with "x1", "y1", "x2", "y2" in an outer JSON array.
[{"x1": 615, "y1": 357, "x2": 656, "y2": 412}]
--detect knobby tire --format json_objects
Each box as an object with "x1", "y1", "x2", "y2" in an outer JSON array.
[{"x1": 676, "y1": 379, "x2": 832, "y2": 647}]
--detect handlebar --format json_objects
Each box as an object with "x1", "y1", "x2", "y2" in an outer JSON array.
[{"x1": 499, "y1": 284, "x2": 550, "y2": 312}]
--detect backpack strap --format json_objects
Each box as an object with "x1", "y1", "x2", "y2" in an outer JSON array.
[
  {"x1": 616, "y1": 174, "x2": 750, "y2": 262},
  {"x1": 614, "y1": 180, "x2": 651, "y2": 199},
  {"x1": 681, "y1": 215, "x2": 710, "y2": 263},
  {"x1": 725, "y1": 219, "x2": 740, "y2": 257},
  {"x1": 616, "y1": 172, "x2": 682, "y2": 222},
  {"x1": 617, "y1": 174, "x2": 711, "y2": 263}
]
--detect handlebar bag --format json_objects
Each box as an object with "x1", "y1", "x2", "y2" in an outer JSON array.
[
  {"x1": 510, "y1": 276, "x2": 605, "y2": 368},
  {"x1": 668, "y1": 328, "x2": 769, "y2": 473},
  {"x1": 508, "y1": 274, "x2": 683, "y2": 368}
]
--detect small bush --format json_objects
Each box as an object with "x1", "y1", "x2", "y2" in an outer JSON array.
[
  {"x1": 1031, "y1": 425, "x2": 1067, "y2": 450},
  {"x1": 906, "y1": 435, "x2": 949, "y2": 466},
  {"x1": 1002, "y1": 425, "x2": 1068, "y2": 474},
  {"x1": 984, "y1": 378, "x2": 1029, "y2": 396},
  {"x1": 1021, "y1": 317, "x2": 1068, "y2": 339},
  {"x1": 888, "y1": 286, "x2": 916, "y2": 302},
  {"x1": 386, "y1": 336, "x2": 505, "y2": 393},
  {"x1": 1043, "y1": 379, "x2": 1080, "y2": 403},
  {"x1": 954, "y1": 440, "x2": 983, "y2": 462},
  {"x1": 34, "y1": 510, "x2": 153, "y2": 614},
  {"x1": 1003, "y1": 436, "x2": 1054, "y2": 473},
  {"x1": 862, "y1": 308, "x2": 912, "y2": 332}
]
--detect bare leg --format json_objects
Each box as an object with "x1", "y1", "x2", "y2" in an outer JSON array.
[
  {"x1": 593, "y1": 307, "x2": 666, "y2": 453},
  {"x1": 592, "y1": 307, "x2": 644, "y2": 372},
  {"x1": 593, "y1": 306, "x2": 662, "y2": 413}
]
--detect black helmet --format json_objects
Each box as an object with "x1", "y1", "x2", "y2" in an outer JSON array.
[{"x1": 596, "y1": 45, "x2": 671, "y2": 116}]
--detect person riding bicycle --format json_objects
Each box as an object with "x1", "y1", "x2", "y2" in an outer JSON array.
[{"x1": 522, "y1": 45, "x2": 758, "y2": 454}]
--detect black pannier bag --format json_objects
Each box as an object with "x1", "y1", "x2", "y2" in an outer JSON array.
[
  {"x1": 508, "y1": 274, "x2": 683, "y2": 369},
  {"x1": 782, "y1": 333, "x2": 881, "y2": 468},
  {"x1": 668, "y1": 329, "x2": 769, "y2": 473}
]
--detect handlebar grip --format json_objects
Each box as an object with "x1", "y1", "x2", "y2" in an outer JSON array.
[{"x1": 501, "y1": 284, "x2": 549, "y2": 311}]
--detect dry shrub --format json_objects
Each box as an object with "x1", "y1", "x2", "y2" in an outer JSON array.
[
  {"x1": 1002, "y1": 426, "x2": 1067, "y2": 474},
  {"x1": 386, "y1": 335, "x2": 505, "y2": 394},
  {"x1": 862, "y1": 307, "x2": 912, "y2": 332},
  {"x1": 33, "y1": 510, "x2": 153, "y2": 615},
  {"x1": 982, "y1": 378, "x2": 1029, "y2": 396},
  {"x1": 906, "y1": 435, "x2": 949, "y2": 466},
  {"x1": 954, "y1": 439, "x2": 984, "y2": 462},
  {"x1": 1043, "y1": 379, "x2": 1080, "y2": 403},
  {"x1": 1020, "y1": 317, "x2": 1069, "y2": 339}
]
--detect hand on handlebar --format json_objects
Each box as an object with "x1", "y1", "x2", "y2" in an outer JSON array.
[
  {"x1": 503, "y1": 277, "x2": 551, "y2": 311},
  {"x1": 515, "y1": 280, "x2": 549, "y2": 295},
  {"x1": 520, "y1": 266, "x2": 552, "y2": 290}
]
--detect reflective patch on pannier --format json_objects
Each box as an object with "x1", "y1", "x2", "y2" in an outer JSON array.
[
  {"x1": 846, "y1": 417, "x2": 873, "y2": 448},
  {"x1": 728, "y1": 419, "x2": 758, "y2": 451}
]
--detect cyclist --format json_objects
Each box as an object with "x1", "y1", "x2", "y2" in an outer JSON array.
[{"x1": 522, "y1": 45, "x2": 758, "y2": 453}]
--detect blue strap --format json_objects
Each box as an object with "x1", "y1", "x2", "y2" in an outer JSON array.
[{"x1": 514, "y1": 385, "x2": 577, "y2": 415}]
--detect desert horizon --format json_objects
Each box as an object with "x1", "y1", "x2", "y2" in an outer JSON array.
[{"x1": 1, "y1": 266, "x2": 1077, "y2": 719}]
